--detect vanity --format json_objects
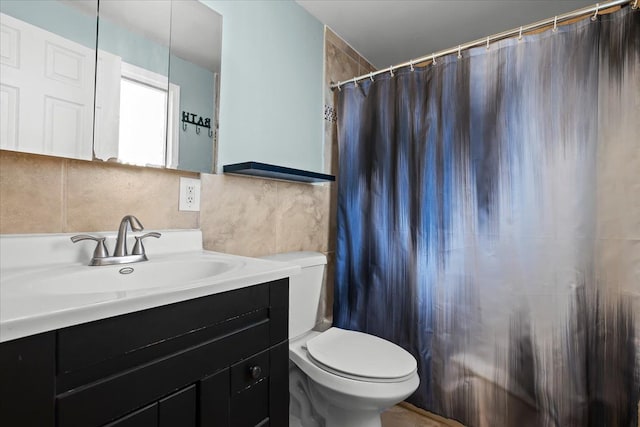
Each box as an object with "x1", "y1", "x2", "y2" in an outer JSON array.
[{"x1": 0, "y1": 230, "x2": 298, "y2": 427}]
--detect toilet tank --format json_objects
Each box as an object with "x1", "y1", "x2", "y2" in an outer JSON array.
[{"x1": 260, "y1": 252, "x2": 327, "y2": 340}]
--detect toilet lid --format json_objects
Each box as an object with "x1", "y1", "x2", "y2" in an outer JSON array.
[{"x1": 305, "y1": 328, "x2": 417, "y2": 381}]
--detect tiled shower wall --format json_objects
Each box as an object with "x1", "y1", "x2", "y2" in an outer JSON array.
[
  {"x1": 323, "y1": 27, "x2": 376, "y2": 319},
  {"x1": 0, "y1": 27, "x2": 372, "y2": 322}
]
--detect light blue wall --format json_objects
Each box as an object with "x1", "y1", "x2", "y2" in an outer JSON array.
[
  {"x1": 170, "y1": 54, "x2": 215, "y2": 173},
  {"x1": 99, "y1": 18, "x2": 170, "y2": 77},
  {"x1": 203, "y1": 0, "x2": 325, "y2": 173}
]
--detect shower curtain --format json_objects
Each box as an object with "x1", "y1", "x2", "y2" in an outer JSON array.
[{"x1": 334, "y1": 6, "x2": 639, "y2": 427}]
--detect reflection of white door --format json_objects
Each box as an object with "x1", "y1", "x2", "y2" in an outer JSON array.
[
  {"x1": 93, "y1": 49, "x2": 121, "y2": 160},
  {"x1": 0, "y1": 13, "x2": 95, "y2": 159}
]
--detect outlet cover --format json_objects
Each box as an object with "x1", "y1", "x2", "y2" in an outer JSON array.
[{"x1": 179, "y1": 177, "x2": 201, "y2": 211}]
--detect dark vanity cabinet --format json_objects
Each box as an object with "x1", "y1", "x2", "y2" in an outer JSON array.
[{"x1": 0, "y1": 279, "x2": 289, "y2": 427}]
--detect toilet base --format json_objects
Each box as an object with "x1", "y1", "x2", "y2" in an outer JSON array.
[{"x1": 289, "y1": 362, "x2": 384, "y2": 427}]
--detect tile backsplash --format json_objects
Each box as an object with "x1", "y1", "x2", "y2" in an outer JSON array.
[
  {"x1": 0, "y1": 151, "x2": 198, "y2": 234},
  {"x1": 0, "y1": 150, "x2": 330, "y2": 256}
]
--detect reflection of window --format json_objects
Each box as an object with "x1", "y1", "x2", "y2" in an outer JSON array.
[
  {"x1": 118, "y1": 78, "x2": 167, "y2": 166},
  {"x1": 117, "y1": 63, "x2": 179, "y2": 167}
]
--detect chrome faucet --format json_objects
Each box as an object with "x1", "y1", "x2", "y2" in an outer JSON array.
[
  {"x1": 71, "y1": 215, "x2": 161, "y2": 266},
  {"x1": 113, "y1": 215, "x2": 143, "y2": 257}
]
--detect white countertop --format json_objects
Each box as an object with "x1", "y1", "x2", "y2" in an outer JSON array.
[{"x1": 0, "y1": 230, "x2": 299, "y2": 343}]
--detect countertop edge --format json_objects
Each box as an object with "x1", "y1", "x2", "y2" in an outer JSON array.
[{"x1": 0, "y1": 257, "x2": 299, "y2": 344}]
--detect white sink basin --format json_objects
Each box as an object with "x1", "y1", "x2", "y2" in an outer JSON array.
[
  {"x1": 4, "y1": 257, "x2": 243, "y2": 295},
  {"x1": 0, "y1": 230, "x2": 300, "y2": 343}
]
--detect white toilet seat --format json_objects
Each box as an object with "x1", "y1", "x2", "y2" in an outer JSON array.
[
  {"x1": 289, "y1": 329, "x2": 420, "y2": 403},
  {"x1": 305, "y1": 327, "x2": 417, "y2": 383}
]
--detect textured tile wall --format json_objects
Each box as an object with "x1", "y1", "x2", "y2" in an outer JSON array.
[
  {"x1": 0, "y1": 150, "x2": 198, "y2": 233},
  {"x1": 199, "y1": 174, "x2": 331, "y2": 257}
]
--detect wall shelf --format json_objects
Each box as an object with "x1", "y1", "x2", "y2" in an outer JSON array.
[{"x1": 223, "y1": 162, "x2": 335, "y2": 184}]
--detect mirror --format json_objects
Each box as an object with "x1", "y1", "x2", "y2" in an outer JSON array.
[
  {"x1": 169, "y1": 1, "x2": 222, "y2": 173},
  {"x1": 0, "y1": 0, "x2": 98, "y2": 160},
  {"x1": 0, "y1": 0, "x2": 222, "y2": 174},
  {"x1": 93, "y1": 0, "x2": 172, "y2": 168},
  {"x1": 93, "y1": 0, "x2": 222, "y2": 174}
]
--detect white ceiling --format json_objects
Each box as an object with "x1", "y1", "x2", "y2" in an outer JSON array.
[{"x1": 296, "y1": 0, "x2": 596, "y2": 69}]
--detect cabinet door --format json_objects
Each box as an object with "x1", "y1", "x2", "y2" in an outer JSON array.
[
  {"x1": 199, "y1": 369, "x2": 230, "y2": 427},
  {"x1": 103, "y1": 403, "x2": 158, "y2": 427},
  {"x1": 0, "y1": 333, "x2": 55, "y2": 427},
  {"x1": 230, "y1": 379, "x2": 269, "y2": 427},
  {"x1": 159, "y1": 385, "x2": 197, "y2": 427}
]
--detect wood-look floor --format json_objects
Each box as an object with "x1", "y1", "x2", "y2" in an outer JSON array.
[{"x1": 381, "y1": 403, "x2": 464, "y2": 427}]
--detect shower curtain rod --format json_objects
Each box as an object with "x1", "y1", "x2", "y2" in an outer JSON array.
[{"x1": 331, "y1": 0, "x2": 636, "y2": 89}]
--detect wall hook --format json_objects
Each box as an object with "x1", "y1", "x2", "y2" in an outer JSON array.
[{"x1": 181, "y1": 111, "x2": 212, "y2": 136}]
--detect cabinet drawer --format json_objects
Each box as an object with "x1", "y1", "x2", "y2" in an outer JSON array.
[
  {"x1": 231, "y1": 348, "x2": 270, "y2": 394},
  {"x1": 58, "y1": 283, "x2": 270, "y2": 375}
]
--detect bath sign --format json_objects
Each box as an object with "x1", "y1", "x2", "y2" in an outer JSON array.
[{"x1": 182, "y1": 111, "x2": 211, "y2": 128}]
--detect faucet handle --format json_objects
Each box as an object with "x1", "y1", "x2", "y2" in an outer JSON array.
[
  {"x1": 70, "y1": 235, "x2": 109, "y2": 259},
  {"x1": 132, "y1": 232, "x2": 161, "y2": 256}
]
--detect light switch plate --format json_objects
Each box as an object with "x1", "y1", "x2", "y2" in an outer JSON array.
[{"x1": 179, "y1": 177, "x2": 201, "y2": 211}]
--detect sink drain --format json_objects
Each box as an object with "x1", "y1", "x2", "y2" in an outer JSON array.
[{"x1": 119, "y1": 267, "x2": 134, "y2": 275}]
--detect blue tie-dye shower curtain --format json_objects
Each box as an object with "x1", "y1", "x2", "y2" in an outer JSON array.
[{"x1": 334, "y1": 6, "x2": 639, "y2": 427}]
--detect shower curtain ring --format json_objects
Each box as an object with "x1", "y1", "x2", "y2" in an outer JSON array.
[
  {"x1": 457, "y1": 45, "x2": 462, "y2": 59},
  {"x1": 486, "y1": 36, "x2": 490, "y2": 49},
  {"x1": 389, "y1": 67, "x2": 394, "y2": 77},
  {"x1": 369, "y1": 72, "x2": 374, "y2": 82},
  {"x1": 432, "y1": 54, "x2": 437, "y2": 66},
  {"x1": 410, "y1": 60, "x2": 414, "y2": 71},
  {"x1": 633, "y1": 0, "x2": 638, "y2": 9},
  {"x1": 591, "y1": 3, "x2": 599, "y2": 21},
  {"x1": 552, "y1": 16, "x2": 558, "y2": 32},
  {"x1": 353, "y1": 77, "x2": 358, "y2": 87},
  {"x1": 518, "y1": 26, "x2": 523, "y2": 40},
  {"x1": 336, "y1": 81, "x2": 341, "y2": 91}
]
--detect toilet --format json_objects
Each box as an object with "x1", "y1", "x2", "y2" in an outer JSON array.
[{"x1": 261, "y1": 252, "x2": 419, "y2": 427}]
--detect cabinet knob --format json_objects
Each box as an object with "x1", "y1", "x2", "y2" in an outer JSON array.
[{"x1": 249, "y1": 365, "x2": 262, "y2": 379}]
